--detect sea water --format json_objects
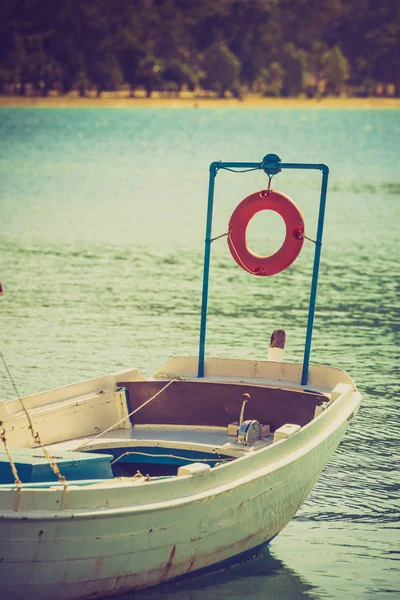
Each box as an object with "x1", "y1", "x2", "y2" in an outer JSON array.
[{"x1": 0, "y1": 106, "x2": 398, "y2": 599}]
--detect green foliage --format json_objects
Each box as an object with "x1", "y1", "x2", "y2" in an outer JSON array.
[
  {"x1": 281, "y1": 44, "x2": 306, "y2": 97},
  {"x1": 337, "y1": 0, "x2": 400, "y2": 94},
  {"x1": 263, "y1": 62, "x2": 285, "y2": 97},
  {"x1": 322, "y1": 46, "x2": 349, "y2": 95},
  {"x1": 136, "y1": 57, "x2": 164, "y2": 97},
  {"x1": 117, "y1": 42, "x2": 144, "y2": 91},
  {"x1": 74, "y1": 71, "x2": 90, "y2": 97},
  {"x1": 0, "y1": 0, "x2": 397, "y2": 97},
  {"x1": 227, "y1": 0, "x2": 278, "y2": 88},
  {"x1": 89, "y1": 50, "x2": 123, "y2": 96},
  {"x1": 277, "y1": 0, "x2": 343, "y2": 49},
  {"x1": 202, "y1": 41, "x2": 241, "y2": 97},
  {"x1": 0, "y1": 66, "x2": 12, "y2": 93},
  {"x1": 307, "y1": 41, "x2": 328, "y2": 91},
  {"x1": 162, "y1": 59, "x2": 198, "y2": 91}
]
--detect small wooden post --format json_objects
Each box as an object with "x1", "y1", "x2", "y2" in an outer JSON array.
[{"x1": 268, "y1": 329, "x2": 286, "y2": 362}]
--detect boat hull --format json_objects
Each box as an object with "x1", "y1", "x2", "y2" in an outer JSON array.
[{"x1": 0, "y1": 420, "x2": 348, "y2": 600}]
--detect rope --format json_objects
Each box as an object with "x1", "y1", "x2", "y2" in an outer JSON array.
[
  {"x1": 228, "y1": 231, "x2": 264, "y2": 276},
  {"x1": 219, "y1": 167, "x2": 261, "y2": 174},
  {"x1": 110, "y1": 451, "x2": 233, "y2": 466},
  {"x1": 0, "y1": 348, "x2": 20, "y2": 398},
  {"x1": 297, "y1": 232, "x2": 319, "y2": 245},
  {"x1": 73, "y1": 379, "x2": 177, "y2": 452},
  {"x1": 209, "y1": 229, "x2": 263, "y2": 276},
  {"x1": 16, "y1": 395, "x2": 67, "y2": 486},
  {"x1": 0, "y1": 347, "x2": 67, "y2": 486},
  {"x1": 210, "y1": 232, "x2": 229, "y2": 243},
  {"x1": 210, "y1": 181, "x2": 278, "y2": 275},
  {"x1": 0, "y1": 423, "x2": 22, "y2": 486},
  {"x1": 23, "y1": 411, "x2": 67, "y2": 486},
  {"x1": 37, "y1": 442, "x2": 67, "y2": 486}
]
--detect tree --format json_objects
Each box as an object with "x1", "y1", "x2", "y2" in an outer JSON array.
[
  {"x1": 116, "y1": 35, "x2": 145, "y2": 97},
  {"x1": 367, "y1": 4, "x2": 400, "y2": 96},
  {"x1": 281, "y1": 43, "x2": 306, "y2": 96},
  {"x1": 263, "y1": 62, "x2": 285, "y2": 97},
  {"x1": 136, "y1": 57, "x2": 164, "y2": 98},
  {"x1": 322, "y1": 46, "x2": 349, "y2": 95},
  {"x1": 88, "y1": 48, "x2": 123, "y2": 97},
  {"x1": 162, "y1": 58, "x2": 198, "y2": 93},
  {"x1": 202, "y1": 40, "x2": 241, "y2": 97},
  {"x1": 228, "y1": 0, "x2": 278, "y2": 90},
  {"x1": 276, "y1": 0, "x2": 344, "y2": 51},
  {"x1": 43, "y1": 1, "x2": 92, "y2": 94},
  {"x1": 307, "y1": 41, "x2": 329, "y2": 95},
  {"x1": 0, "y1": 0, "x2": 57, "y2": 95},
  {"x1": 337, "y1": 0, "x2": 400, "y2": 95},
  {"x1": 0, "y1": 0, "x2": 398, "y2": 98}
]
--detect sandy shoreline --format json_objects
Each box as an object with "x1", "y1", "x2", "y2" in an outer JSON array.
[{"x1": 1, "y1": 94, "x2": 399, "y2": 109}]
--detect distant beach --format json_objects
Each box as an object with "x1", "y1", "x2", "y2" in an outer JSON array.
[{"x1": 1, "y1": 93, "x2": 399, "y2": 109}]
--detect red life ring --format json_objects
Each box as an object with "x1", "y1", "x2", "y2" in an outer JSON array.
[{"x1": 227, "y1": 189, "x2": 305, "y2": 276}]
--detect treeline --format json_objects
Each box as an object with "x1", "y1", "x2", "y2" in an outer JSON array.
[{"x1": 0, "y1": 0, "x2": 399, "y2": 99}]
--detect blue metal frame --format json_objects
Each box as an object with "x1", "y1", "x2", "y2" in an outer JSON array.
[{"x1": 198, "y1": 155, "x2": 329, "y2": 386}]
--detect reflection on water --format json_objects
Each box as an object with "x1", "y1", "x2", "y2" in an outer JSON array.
[
  {"x1": 0, "y1": 108, "x2": 398, "y2": 598},
  {"x1": 111, "y1": 550, "x2": 317, "y2": 600}
]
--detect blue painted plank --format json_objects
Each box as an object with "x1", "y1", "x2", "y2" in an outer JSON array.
[{"x1": 0, "y1": 448, "x2": 114, "y2": 484}]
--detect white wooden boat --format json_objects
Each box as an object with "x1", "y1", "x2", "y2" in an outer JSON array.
[{"x1": 0, "y1": 155, "x2": 362, "y2": 599}]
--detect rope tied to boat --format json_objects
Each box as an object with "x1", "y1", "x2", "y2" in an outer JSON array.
[
  {"x1": 0, "y1": 348, "x2": 20, "y2": 399},
  {"x1": 0, "y1": 422, "x2": 22, "y2": 487},
  {"x1": 18, "y1": 397, "x2": 68, "y2": 487},
  {"x1": 0, "y1": 345, "x2": 67, "y2": 486},
  {"x1": 1, "y1": 291, "x2": 67, "y2": 485},
  {"x1": 74, "y1": 379, "x2": 178, "y2": 451}
]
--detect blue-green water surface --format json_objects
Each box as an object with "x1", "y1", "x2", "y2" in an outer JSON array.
[{"x1": 0, "y1": 107, "x2": 399, "y2": 599}]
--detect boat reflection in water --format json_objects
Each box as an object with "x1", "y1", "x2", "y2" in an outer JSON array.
[{"x1": 122, "y1": 549, "x2": 317, "y2": 600}]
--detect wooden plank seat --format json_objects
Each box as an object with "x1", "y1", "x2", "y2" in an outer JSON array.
[{"x1": 118, "y1": 380, "x2": 327, "y2": 432}]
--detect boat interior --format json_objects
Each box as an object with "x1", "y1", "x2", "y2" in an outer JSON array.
[{"x1": 0, "y1": 376, "x2": 342, "y2": 486}]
